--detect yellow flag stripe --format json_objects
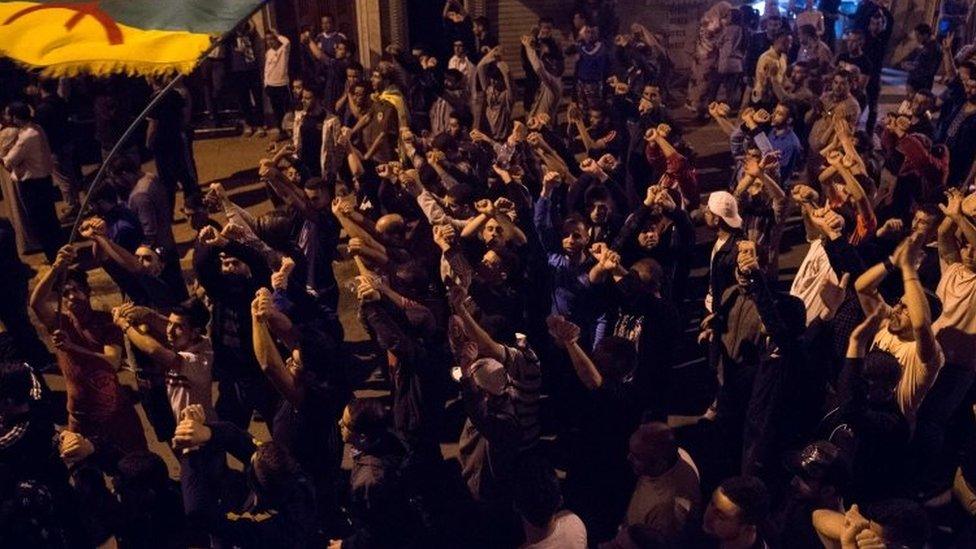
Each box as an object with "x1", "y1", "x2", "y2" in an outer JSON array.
[{"x1": 0, "y1": 2, "x2": 213, "y2": 76}]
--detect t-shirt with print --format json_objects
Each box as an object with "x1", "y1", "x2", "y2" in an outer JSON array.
[
  {"x1": 502, "y1": 344, "x2": 542, "y2": 452},
  {"x1": 56, "y1": 311, "x2": 125, "y2": 427},
  {"x1": 933, "y1": 261, "x2": 976, "y2": 367},
  {"x1": 167, "y1": 338, "x2": 216, "y2": 421}
]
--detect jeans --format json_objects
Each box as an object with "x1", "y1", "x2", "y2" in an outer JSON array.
[
  {"x1": 52, "y1": 144, "x2": 83, "y2": 209},
  {"x1": 152, "y1": 131, "x2": 200, "y2": 210}
]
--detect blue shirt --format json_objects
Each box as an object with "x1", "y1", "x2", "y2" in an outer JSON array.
[{"x1": 767, "y1": 127, "x2": 802, "y2": 183}]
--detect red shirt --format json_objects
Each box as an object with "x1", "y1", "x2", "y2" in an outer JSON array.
[
  {"x1": 645, "y1": 143, "x2": 701, "y2": 208},
  {"x1": 56, "y1": 310, "x2": 125, "y2": 429}
]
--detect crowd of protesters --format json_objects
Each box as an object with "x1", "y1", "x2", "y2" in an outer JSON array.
[{"x1": 3, "y1": 0, "x2": 976, "y2": 547}]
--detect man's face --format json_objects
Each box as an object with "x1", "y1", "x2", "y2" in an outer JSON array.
[
  {"x1": 774, "y1": 35, "x2": 792, "y2": 54},
  {"x1": 60, "y1": 280, "x2": 90, "y2": 313},
  {"x1": 346, "y1": 67, "x2": 360, "y2": 85},
  {"x1": 291, "y1": 80, "x2": 304, "y2": 97},
  {"x1": 370, "y1": 71, "x2": 383, "y2": 91},
  {"x1": 702, "y1": 488, "x2": 748, "y2": 540},
  {"x1": 869, "y1": 14, "x2": 885, "y2": 34},
  {"x1": 887, "y1": 300, "x2": 912, "y2": 338},
  {"x1": 481, "y1": 218, "x2": 505, "y2": 247},
  {"x1": 538, "y1": 22, "x2": 553, "y2": 38},
  {"x1": 637, "y1": 228, "x2": 659, "y2": 250},
  {"x1": 766, "y1": 19, "x2": 783, "y2": 35},
  {"x1": 590, "y1": 201, "x2": 610, "y2": 224},
  {"x1": 911, "y1": 209, "x2": 937, "y2": 238},
  {"x1": 335, "y1": 42, "x2": 349, "y2": 59},
  {"x1": 304, "y1": 187, "x2": 329, "y2": 211},
  {"x1": 265, "y1": 34, "x2": 280, "y2": 50},
  {"x1": 478, "y1": 250, "x2": 506, "y2": 283},
  {"x1": 443, "y1": 195, "x2": 468, "y2": 218},
  {"x1": 846, "y1": 33, "x2": 865, "y2": 53},
  {"x1": 473, "y1": 21, "x2": 485, "y2": 35},
  {"x1": 219, "y1": 253, "x2": 251, "y2": 278},
  {"x1": 321, "y1": 16, "x2": 333, "y2": 33},
  {"x1": 453, "y1": 41, "x2": 465, "y2": 57},
  {"x1": 791, "y1": 65, "x2": 808, "y2": 85},
  {"x1": 166, "y1": 313, "x2": 196, "y2": 352},
  {"x1": 3, "y1": 108, "x2": 21, "y2": 128},
  {"x1": 562, "y1": 223, "x2": 589, "y2": 255},
  {"x1": 587, "y1": 109, "x2": 604, "y2": 127},
  {"x1": 831, "y1": 74, "x2": 850, "y2": 97},
  {"x1": 964, "y1": 78, "x2": 976, "y2": 102},
  {"x1": 581, "y1": 25, "x2": 597, "y2": 43},
  {"x1": 641, "y1": 86, "x2": 661, "y2": 109},
  {"x1": 350, "y1": 84, "x2": 368, "y2": 106},
  {"x1": 135, "y1": 245, "x2": 163, "y2": 277},
  {"x1": 301, "y1": 90, "x2": 315, "y2": 110},
  {"x1": 910, "y1": 92, "x2": 932, "y2": 114},
  {"x1": 447, "y1": 116, "x2": 462, "y2": 137},
  {"x1": 772, "y1": 104, "x2": 790, "y2": 127},
  {"x1": 961, "y1": 242, "x2": 976, "y2": 270},
  {"x1": 703, "y1": 208, "x2": 720, "y2": 229}
]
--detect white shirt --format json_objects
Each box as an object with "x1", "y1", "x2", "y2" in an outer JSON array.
[
  {"x1": 448, "y1": 55, "x2": 475, "y2": 86},
  {"x1": 521, "y1": 511, "x2": 587, "y2": 549},
  {"x1": 873, "y1": 324, "x2": 945, "y2": 425},
  {"x1": 167, "y1": 339, "x2": 216, "y2": 421},
  {"x1": 2, "y1": 124, "x2": 52, "y2": 181},
  {"x1": 933, "y1": 261, "x2": 976, "y2": 367},
  {"x1": 790, "y1": 239, "x2": 839, "y2": 326},
  {"x1": 263, "y1": 34, "x2": 291, "y2": 87}
]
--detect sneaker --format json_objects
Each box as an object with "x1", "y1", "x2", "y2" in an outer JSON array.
[
  {"x1": 242, "y1": 125, "x2": 253, "y2": 137},
  {"x1": 255, "y1": 127, "x2": 267, "y2": 138}
]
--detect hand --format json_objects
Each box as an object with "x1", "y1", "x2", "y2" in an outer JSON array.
[
  {"x1": 743, "y1": 156, "x2": 762, "y2": 178},
  {"x1": 759, "y1": 150, "x2": 781, "y2": 171},
  {"x1": 399, "y1": 128, "x2": 416, "y2": 145},
  {"x1": 643, "y1": 128, "x2": 659, "y2": 142},
  {"x1": 653, "y1": 187, "x2": 677, "y2": 212},
  {"x1": 596, "y1": 153, "x2": 617, "y2": 173},
  {"x1": 656, "y1": 124, "x2": 671, "y2": 138},
  {"x1": 220, "y1": 222, "x2": 247, "y2": 242},
  {"x1": 850, "y1": 306, "x2": 886, "y2": 351},
  {"x1": 840, "y1": 504, "x2": 871, "y2": 548},
  {"x1": 736, "y1": 240, "x2": 760, "y2": 276},
  {"x1": 347, "y1": 237, "x2": 366, "y2": 257},
  {"x1": 474, "y1": 199, "x2": 495, "y2": 215},
  {"x1": 597, "y1": 248, "x2": 621, "y2": 272},
  {"x1": 791, "y1": 184, "x2": 819, "y2": 205},
  {"x1": 426, "y1": 150, "x2": 446, "y2": 166},
  {"x1": 53, "y1": 245, "x2": 77, "y2": 270},
  {"x1": 825, "y1": 149, "x2": 844, "y2": 166},
  {"x1": 51, "y1": 330, "x2": 78, "y2": 352},
  {"x1": 432, "y1": 224, "x2": 456, "y2": 252},
  {"x1": 579, "y1": 157, "x2": 601, "y2": 175},
  {"x1": 355, "y1": 275, "x2": 381, "y2": 303},
  {"x1": 493, "y1": 197, "x2": 515, "y2": 215},
  {"x1": 172, "y1": 407, "x2": 212, "y2": 451},
  {"x1": 271, "y1": 257, "x2": 294, "y2": 291},
  {"x1": 398, "y1": 169, "x2": 423, "y2": 196},
  {"x1": 594, "y1": 130, "x2": 617, "y2": 149},
  {"x1": 614, "y1": 33, "x2": 630, "y2": 47},
  {"x1": 542, "y1": 171, "x2": 562, "y2": 194},
  {"x1": 818, "y1": 272, "x2": 851, "y2": 321},
  {"x1": 331, "y1": 197, "x2": 350, "y2": 217},
  {"x1": 895, "y1": 233, "x2": 923, "y2": 270},
  {"x1": 79, "y1": 217, "x2": 107, "y2": 239},
  {"x1": 751, "y1": 109, "x2": 770, "y2": 125},
  {"x1": 300, "y1": 30, "x2": 311, "y2": 44},
  {"x1": 809, "y1": 207, "x2": 845, "y2": 239},
  {"x1": 566, "y1": 103, "x2": 582, "y2": 123},
  {"x1": 469, "y1": 129, "x2": 489, "y2": 143},
  {"x1": 534, "y1": 112, "x2": 551, "y2": 128},
  {"x1": 942, "y1": 31, "x2": 955, "y2": 52},
  {"x1": 197, "y1": 226, "x2": 226, "y2": 247},
  {"x1": 941, "y1": 188, "x2": 964, "y2": 219},
  {"x1": 258, "y1": 158, "x2": 277, "y2": 179},
  {"x1": 546, "y1": 314, "x2": 581, "y2": 347},
  {"x1": 59, "y1": 431, "x2": 95, "y2": 466},
  {"x1": 526, "y1": 131, "x2": 544, "y2": 148},
  {"x1": 589, "y1": 242, "x2": 610, "y2": 262},
  {"x1": 698, "y1": 312, "x2": 716, "y2": 345},
  {"x1": 876, "y1": 218, "x2": 904, "y2": 239},
  {"x1": 251, "y1": 287, "x2": 273, "y2": 321},
  {"x1": 447, "y1": 282, "x2": 468, "y2": 312},
  {"x1": 328, "y1": 539, "x2": 343, "y2": 549}
]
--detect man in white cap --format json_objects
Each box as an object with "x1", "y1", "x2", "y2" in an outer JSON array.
[{"x1": 703, "y1": 191, "x2": 743, "y2": 314}]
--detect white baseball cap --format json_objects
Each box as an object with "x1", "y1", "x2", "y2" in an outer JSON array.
[
  {"x1": 707, "y1": 191, "x2": 743, "y2": 229},
  {"x1": 470, "y1": 358, "x2": 507, "y2": 396}
]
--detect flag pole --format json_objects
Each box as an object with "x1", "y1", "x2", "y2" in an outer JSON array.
[{"x1": 55, "y1": 2, "x2": 268, "y2": 313}]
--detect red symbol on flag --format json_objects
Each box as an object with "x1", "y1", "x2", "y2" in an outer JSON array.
[{"x1": 3, "y1": 2, "x2": 124, "y2": 45}]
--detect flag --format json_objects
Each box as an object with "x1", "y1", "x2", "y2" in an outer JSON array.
[{"x1": 0, "y1": 0, "x2": 265, "y2": 76}]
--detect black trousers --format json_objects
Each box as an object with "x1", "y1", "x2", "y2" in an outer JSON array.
[
  {"x1": 152, "y1": 132, "x2": 201, "y2": 211},
  {"x1": 265, "y1": 85, "x2": 289, "y2": 131},
  {"x1": 19, "y1": 176, "x2": 63, "y2": 262}
]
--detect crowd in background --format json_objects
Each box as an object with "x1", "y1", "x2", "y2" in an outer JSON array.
[{"x1": 3, "y1": 0, "x2": 976, "y2": 547}]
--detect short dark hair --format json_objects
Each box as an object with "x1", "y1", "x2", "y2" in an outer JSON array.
[
  {"x1": 799, "y1": 24, "x2": 817, "y2": 38},
  {"x1": 0, "y1": 362, "x2": 33, "y2": 406},
  {"x1": 347, "y1": 396, "x2": 389, "y2": 436},
  {"x1": 110, "y1": 154, "x2": 141, "y2": 176},
  {"x1": 303, "y1": 176, "x2": 326, "y2": 191},
  {"x1": 863, "y1": 349, "x2": 902, "y2": 392},
  {"x1": 592, "y1": 336, "x2": 637, "y2": 381},
  {"x1": 863, "y1": 499, "x2": 931, "y2": 548},
  {"x1": 64, "y1": 268, "x2": 91, "y2": 295},
  {"x1": 253, "y1": 441, "x2": 298, "y2": 492},
  {"x1": 446, "y1": 183, "x2": 473, "y2": 204},
  {"x1": 513, "y1": 455, "x2": 562, "y2": 528},
  {"x1": 5, "y1": 101, "x2": 31, "y2": 122},
  {"x1": 630, "y1": 258, "x2": 664, "y2": 295},
  {"x1": 719, "y1": 476, "x2": 770, "y2": 527},
  {"x1": 914, "y1": 23, "x2": 932, "y2": 37},
  {"x1": 117, "y1": 451, "x2": 170, "y2": 491},
  {"x1": 473, "y1": 16, "x2": 489, "y2": 28},
  {"x1": 173, "y1": 298, "x2": 210, "y2": 331}
]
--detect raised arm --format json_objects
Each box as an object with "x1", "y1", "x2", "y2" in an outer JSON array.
[
  {"x1": 548, "y1": 315, "x2": 602, "y2": 390},
  {"x1": 30, "y1": 245, "x2": 74, "y2": 329},
  {"x1": 898, "y1": 241, "x2": 940, "y2": 367},
  {"x1": 115, "y1": 312, "x2": 182, "y2": 372},
  {"x1": 251, "y1": 289, "x2": 303, "y2": 406},
  {"x1": 939, "y1": 190, "x2": 976, "y2": 265},
  {"x1": 447, "y1": 284, "x2": 505, "y2": 362}
]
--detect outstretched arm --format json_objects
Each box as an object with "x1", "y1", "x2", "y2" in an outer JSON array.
[{"x1": 252, "y1": 291, "x2": 303, "y2": 406}]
